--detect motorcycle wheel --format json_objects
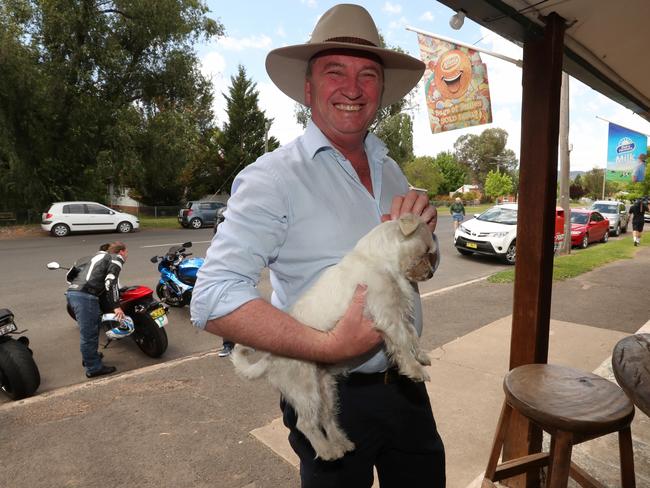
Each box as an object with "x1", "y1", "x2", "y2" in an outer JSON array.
[
  {"x1": 0, "y1": 339, "x2": 41, "y2": 400},
  {"x1": 156, "y1": 282, "x2": 186, "y2": 307},
  {"x1": 131, "y1": 313, "x2": 168, "y2": 358}
]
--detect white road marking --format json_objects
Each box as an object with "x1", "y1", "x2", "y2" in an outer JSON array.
[
  {"x1": 140, "y1": 240, "x2": 212, "y2": 249},
  {"x1": 420, "y1": 274, "x2": 492, "y2": 299}
]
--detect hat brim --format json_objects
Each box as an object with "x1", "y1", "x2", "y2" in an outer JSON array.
[{"x1": 266, "y1": 42, "x2": 425, "y2": 109}]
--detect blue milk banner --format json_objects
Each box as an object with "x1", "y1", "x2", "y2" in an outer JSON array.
[{"x1": 606, "y1": 122, "x2": 648, "y2": 183}]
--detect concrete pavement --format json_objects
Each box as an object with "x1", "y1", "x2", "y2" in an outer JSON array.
[{"x1": 1, "y1": 247, "x2": 649, "y2": 488}]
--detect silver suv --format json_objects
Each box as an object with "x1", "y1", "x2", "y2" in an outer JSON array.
[
  {"x1": 590, "y1": 200, "x2": 629, "y2": 236},
  {"x1": 178, "y1": 201, "x2": 226, "y2": 229}
]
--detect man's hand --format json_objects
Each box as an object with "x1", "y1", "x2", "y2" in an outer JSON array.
[
  {"x1": 381, "y1": 189, "x2": 437, "y2": 232},
  {"x1": 114, "y1": 307, "x2": 125, "y2": 321},
  {"x1": 326, "y1": 284, "x2": 382, "y2": 362}
]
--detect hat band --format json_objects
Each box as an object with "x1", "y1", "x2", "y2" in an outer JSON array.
[{"x1": 323, "y1": 36, "x2": 377, "y2": 47}]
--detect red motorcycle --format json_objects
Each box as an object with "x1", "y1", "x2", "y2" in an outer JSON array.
[{"x1": 47, "y1": 262, "x2": 169, "y2": 358}]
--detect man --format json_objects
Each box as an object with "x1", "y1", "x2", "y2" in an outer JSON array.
[
  {"x1": 191, "y1": 4, "x2": 444, "y2": 487},
  {"x1": 450, "y1": 196, "x2": 466, "y2": 230},
  {"x1": 629, "y1": 196, "x2": 650, "y2": 246},
  {"x1": 632, "y1": 153, "x2": 647, "y2": 183},
  {"x1": 66, "y1": 241, "x2": 129, "y2": 377}
]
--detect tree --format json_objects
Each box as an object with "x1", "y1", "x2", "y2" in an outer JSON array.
[
  {"x1": 453, "y1": 128, "x2": 518, "y2": 185},
  {"x1": 581, "y1": 168, "x2": 606, "y2": 199},
  {"x1": 484, "y1": 170, "x2": 514, "y2": 201},
  {"x1": 432, "y1": 151, "x2": 467, "y2": 195},
  {"x1": 402, "y1": 156, "x2": 444, "y2": 199},
  {"x1": 219, "y1": 65, "x2": 280, "y2": 194},
  {"x1": 0, "y1": 0, "x2": 223, "y2": 211}
]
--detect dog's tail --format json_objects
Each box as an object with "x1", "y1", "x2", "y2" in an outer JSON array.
[{"x1": 230, "y1": 345, "x2": 271, "y2": 380}]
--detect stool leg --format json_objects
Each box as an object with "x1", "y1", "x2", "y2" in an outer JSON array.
[
  {"x1": 546, "y1": 430, "x2": 573, "y2": 488},
  {"x1": 618, "y1": 426, "x2": 636, "y2": 488},
  {"x1": 484, "y1": 402, "x2": 512, "y2": 481}
]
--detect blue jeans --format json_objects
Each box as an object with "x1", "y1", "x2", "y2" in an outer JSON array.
[{"x1": 66, "y1": 290, "x2": 104, "y2": 374}]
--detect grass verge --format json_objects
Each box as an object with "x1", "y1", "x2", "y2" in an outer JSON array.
[
  {"x1": 138, "y1": 216, "x2": 179, "y2": 229},
  {"x1": 488, "y1": 236, "x2": 648, "y2": 284}
]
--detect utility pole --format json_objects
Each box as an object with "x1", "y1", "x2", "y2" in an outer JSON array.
[{"x1": 559, "y1": 72, "x2": 572, "y2": 255}]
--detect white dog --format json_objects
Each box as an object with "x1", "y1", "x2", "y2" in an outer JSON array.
[{"x1": 231, "y1": 214, "x2": 438, "y2": 460}]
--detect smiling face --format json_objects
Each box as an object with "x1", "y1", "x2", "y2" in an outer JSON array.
[
  {"x1": 434, "y1": 49, "x2": 472, "y2": 99},
  {"x1": 305, "y1": 51, "x2": 383, "y2": 150}
]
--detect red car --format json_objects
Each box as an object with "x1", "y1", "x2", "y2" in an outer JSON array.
[{"x1": 570, "y1": 209, "x2": 610, "y2": 248}]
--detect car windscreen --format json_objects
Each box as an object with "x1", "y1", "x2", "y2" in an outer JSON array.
[
  {"x1": 570, "y1": 213, "x2": 589, "y2": 224},
  {"x1": 592, "y1": 204, "x2": 617, "y2": 214},
  {"x1": 477, "y1": 207, "x2": 517, "y2": 225}
]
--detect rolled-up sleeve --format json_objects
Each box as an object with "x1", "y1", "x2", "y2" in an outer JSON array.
[{"x1": 190, "y1": 160, "x2": 289, "y2": 329}]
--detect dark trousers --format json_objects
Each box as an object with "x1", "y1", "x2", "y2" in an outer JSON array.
[{"x1": 281, "y1": 373, "x2": 446, "y2": 488}]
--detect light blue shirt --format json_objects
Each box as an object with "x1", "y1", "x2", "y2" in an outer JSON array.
[{"x1": 190, "y1": 121, "x2": 423, "y2": 373}]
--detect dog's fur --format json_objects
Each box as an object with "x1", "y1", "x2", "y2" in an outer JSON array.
[{"x1": 231, "y1": 214, "x2": 438, "y2": 460}]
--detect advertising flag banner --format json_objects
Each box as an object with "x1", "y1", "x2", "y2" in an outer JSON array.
[
  {"x1": 417, "y1": 33, "x2": 492, "y2": 134},
  {"x1": 606, "y1": 123, "x2": 648, "y2": 183}
]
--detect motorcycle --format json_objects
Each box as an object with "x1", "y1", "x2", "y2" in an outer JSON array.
[
  {"x1": 150, "y1": 241, "x2": 204, "y2": 307},
  {"x1": 47, "y1": 262, "x2": 170, "y2": 358},
  {"x1": 0, "y1": 309, "x2": 41, "y2": 400}
]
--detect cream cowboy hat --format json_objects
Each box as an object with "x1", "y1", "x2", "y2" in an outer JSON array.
[{"x1": 265, "y1": 3, "x2": 425, "y2": 109}]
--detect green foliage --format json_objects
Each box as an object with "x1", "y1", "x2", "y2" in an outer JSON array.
[
  {"x1": 432, "y1": 151, "x2": 466, "y2": 195},
  {"x1": 484, "y1": 170, "x2": 514, "y2": 200},
  {"x1": 0, "y1": 0, "x2": 223, "y2": 210},
  {"x1": 218, "y1": 65, "x2": 279, "y2": 194},
  {"x1": 453, "y1": 128, "x2": 518, "y2": 185},
  {"x1": 581, "y1": 168, "x2": 606, "y2": 199},
  {"x1": 402, "y1": 156, "x2": 443, "y2": 198}
]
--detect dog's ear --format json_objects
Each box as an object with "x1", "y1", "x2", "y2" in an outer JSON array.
[{"x1": 397, "y1": 214, "x2": 420, "y2": 236}]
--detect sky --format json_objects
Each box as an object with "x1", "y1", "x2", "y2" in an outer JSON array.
[{"x1": 198, "y1": 0, "x2": 650, "y2": 172}]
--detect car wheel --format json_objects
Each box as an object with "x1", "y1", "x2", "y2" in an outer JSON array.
[
  {"x1": 613, "y1": 224, "x2": 621, "y2": 237},
  {"x1": 581, "y1": 234, "x2": 589, "y2": 249},
  {"x1": 117, "y1": 221, "x2": 133, "y2": 233},
  {"x1": 601, "y1": 230, "x2": 609, "y2": 243},
  {"x1": 501, "y1": 241, "x2": 516, "y2": 265},
  {"x1": 189, "y1": 217, "x2": 202, "y2": 229},
  {"x1": 51, "y1": 223, "x2": 70, "y2": 237},
  {"x1": 456, "y1": 248, "x2": 473, "y2": 256}
]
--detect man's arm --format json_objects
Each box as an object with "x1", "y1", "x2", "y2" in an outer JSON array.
[{"x1": 205, "y1": 286, "x2": 382, "y2": 364}]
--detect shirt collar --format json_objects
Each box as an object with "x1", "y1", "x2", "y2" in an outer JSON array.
[{"x1": 302, "y1": 120, "x2": 388, "y2": 165}]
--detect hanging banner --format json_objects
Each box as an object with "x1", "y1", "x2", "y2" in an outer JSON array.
[
  {"x1": 417, "y1": 33, "x2": 492, "y2": 134},
  {"x1": 606, "y1": 122, "x2": 648, "y2": 183}
]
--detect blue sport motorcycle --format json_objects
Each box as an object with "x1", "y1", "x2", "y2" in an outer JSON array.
[{"x1": 150, "y1": 241, "x2": 204, "y2": 307}]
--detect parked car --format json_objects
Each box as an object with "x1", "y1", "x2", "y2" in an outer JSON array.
[
  {"x1": 178, "y1": 201, "x2": 225, "y2": 229},
  {"x1": 569, "y1": 209, "x2": 610, "y2": 248},
  {"x1": 41, "y1": 202, "x2": 139, "y2": 237},
  {"x1": 590, "y1": 200, "x2": 629, "y2": 236},
  {"x1": 213, "y1": 206, "x2": 226, "y2": 235},
  {"x1": 454, "y1": 203, "x2": 565, "y2": 265}
]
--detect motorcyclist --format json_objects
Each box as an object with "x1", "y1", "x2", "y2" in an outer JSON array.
[{"x1": 66, "y1": 241, "x2": 130, "y2": 378}]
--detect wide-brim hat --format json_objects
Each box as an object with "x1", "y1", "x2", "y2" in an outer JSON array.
[{"x1": 266, "y1": 3, "x2": 425, "y2": 109}]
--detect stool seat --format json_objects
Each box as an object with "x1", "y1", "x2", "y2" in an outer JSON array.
[
  {"x1": 484, "y1": 363, "x2": 637, "y2": 487},
  {"x1": 505, "y1": 363, "x2": 635, "y2": 435}
]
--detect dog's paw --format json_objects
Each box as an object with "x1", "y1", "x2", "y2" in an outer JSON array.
[
  {"x1": 401, "y1": 364, "x2": 430, "y2": 382},
  {"x1": 316, "y1": 439, "x2": 356, "y2": 461},
  {"x1": 416, "y1": 352, "x2": 431, "y2": 366}
]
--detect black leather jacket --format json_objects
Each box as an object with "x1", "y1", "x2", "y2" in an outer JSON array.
[{"x1": 67, "y1": 251, "x2": 125, "y2": 310}]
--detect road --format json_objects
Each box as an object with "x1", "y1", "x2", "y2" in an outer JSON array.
[{"x1": 0, "y1": 215, "x2": 508, "y2": 401}]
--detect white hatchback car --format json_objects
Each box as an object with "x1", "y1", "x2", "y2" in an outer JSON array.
[{"x1": 41, "y1": 201, "x2": 139, "y2": 237}]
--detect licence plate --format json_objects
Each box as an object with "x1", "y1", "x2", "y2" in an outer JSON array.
[
  {"x1": 154, "y1": 315, "x2": 168, "y2": 328},
  {"x1": 466, "y1": 242, "x2": 478, "y2": 249},
  {"x1": 150, "y1": 307, "x2": 166, "y2": 320},
  {"x1": 0, "y1": 321, "x2": 17, "y2": 336}
]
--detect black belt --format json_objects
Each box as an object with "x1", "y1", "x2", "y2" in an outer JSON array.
[{"x1": 345, "y1": 367, "x2": 405, "y2": 386}]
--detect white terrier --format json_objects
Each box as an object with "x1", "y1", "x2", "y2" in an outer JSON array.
[{"x1": 231, "y1": 214, "x2": 438, "y2": 460}]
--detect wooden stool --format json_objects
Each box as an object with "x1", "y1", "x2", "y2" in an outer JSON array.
[{"x1": 484, "y1": 363, "x2": 636, "y2": 488}]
